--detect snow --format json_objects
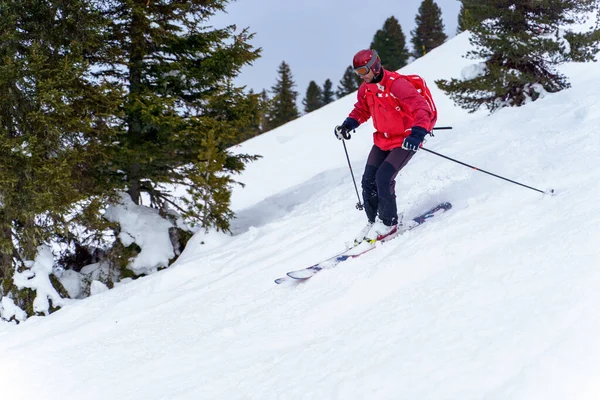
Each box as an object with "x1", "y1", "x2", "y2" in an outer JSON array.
[
  {"x1": 460, "y1": 61, "x2": 488, "y2": 80},
  {"x1": 11, "y1": 245, "x2": 67, "y2": 316},
  {"x1": 2, "y1": 29, "x2": 600, "y2": 400},
  {"x1": 104, "y1": 193, "x2": 175, "y2": 275},
  {"x1": 57, "y1": 269, "x2": 85, "y2": 299},
  {"x1": 0, "y1": 297, "x2": 26, "y2": 322},
  {"x1": 89, "y1": 280, "x2": 109, "y2": 296}
]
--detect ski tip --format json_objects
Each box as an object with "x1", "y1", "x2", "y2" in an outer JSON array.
[
  {"x1": 287, "y1": 266, "x2": 322, "y2": 280},
  {"x1": 274, "y1": 276, "x2": 294, "y2": 284},
  {"x1": 286, "y1": 271, "x2": 312, "y2": 280}
]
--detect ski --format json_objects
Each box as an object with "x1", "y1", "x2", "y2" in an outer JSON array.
[{"x1": 274, "y1": 202, "x2": 452, "y2": 284}]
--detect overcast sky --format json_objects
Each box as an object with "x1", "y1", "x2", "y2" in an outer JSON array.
[{"x1": 211, "y1": 0, "x2": 462, "y2": 107}]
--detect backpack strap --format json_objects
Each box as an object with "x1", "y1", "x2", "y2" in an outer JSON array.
[
  {"x1": 383, "y1": 71, "x2": 401, "y2": 98},
  {"x1": 382, "y1": 72, "x2": 404, "y2": 113}
]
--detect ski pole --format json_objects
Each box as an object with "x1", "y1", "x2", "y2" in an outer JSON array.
[
  {"x1": 432, "y1": 126, "x2": 453, "y2": 130},
  {"x1": 420, "y1": 147, "x2": 554, "y2": 195},
  {"x1": 341, "y1": 140, "x2": 364, "y2": 210}
]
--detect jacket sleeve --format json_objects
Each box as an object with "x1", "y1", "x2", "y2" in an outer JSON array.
[
  {"x1": 390, "y1": 78, "x2": 433, "y2": 130},
  {"x1": 348, "y1": 85, "x2": 371, "y2": 124}
]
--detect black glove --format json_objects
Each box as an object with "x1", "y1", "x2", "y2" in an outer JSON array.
[
  {"x1": 334, "y1": 117, "x2": 359, "y2": 140},
  {"x1": 402, "y1": 126, "x2": 428, "y2": 151}
]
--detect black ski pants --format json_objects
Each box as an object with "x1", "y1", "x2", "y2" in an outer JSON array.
[{"x1": 361, "y1": 145, "x2": 415, "y2": 226}]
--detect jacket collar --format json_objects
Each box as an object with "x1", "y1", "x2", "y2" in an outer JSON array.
[{"x1": 365, "y1": 69, "x2": 395, "y2": 93}]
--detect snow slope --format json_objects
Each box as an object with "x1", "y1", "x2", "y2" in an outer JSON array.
[{"x1": 2, "y1": 33, "x2": 600, "y2": 400}]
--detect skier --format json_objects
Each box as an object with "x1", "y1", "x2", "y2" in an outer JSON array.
[{"x1": 334, "y1": 49, "x2": 437, "y2": 244}]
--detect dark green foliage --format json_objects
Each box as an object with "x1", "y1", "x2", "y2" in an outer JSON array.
[
  {"x1": 265, "y1": 61, "x2": 299, "y2": 130},
  {"x1": 456, "y1": 3, "x2": 486, "y2": 34},
  {"x1": 303, "y1": 81, "x2": 324, "y2": 113},
  {"x1": 337, "y1": 66, "x2": 362, "y2": 98},
  {"x1": 258, "y1": 90, "x2": 271, "y2": 133},
  {"x1": 0, "y1": 0, "x2": 262, "y2": 316},
  {"x1": 370, "y1": 16, "x2": 410, "y2": 71},
  {"x1": 219, "y1": 88, "x2": 263, "y2": 147},
  {"x1": 457, "y1": 5, "x2": 467, "y2": 34},
  {"x1": 437, "y1": 0, "x2": 600, "y2": 113},
  {"x1": 0, "y1": 0, "x2": 120, "y2": 289},
  {"x1": 411, "y1": 0, "x2": 448, "y2": 58},
  {"x1": 94, "y1": 0, "x2": 261, "y2": 231},
  {"x1": 321, "y1": 79, "x2": 335, "y2": 105}
]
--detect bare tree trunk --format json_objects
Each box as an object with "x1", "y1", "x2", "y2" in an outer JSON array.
[{"x1": 124, "y1": 2, "x2": 147, "y2": 206}]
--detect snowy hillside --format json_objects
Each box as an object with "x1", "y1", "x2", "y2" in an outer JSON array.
[{"x1": 2, "y1": 32, "x2": 600, "y2": 400}]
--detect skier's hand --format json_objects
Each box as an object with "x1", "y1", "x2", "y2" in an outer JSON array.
[
  {"x1": 334, "y1": 117, "x2": 359, "y2": 140},
  {"x1": 334, "y1": 125, "x2": 351, "y2": 140},
  {"x1": 402, "y1": 126, "x2": 428, "y2": 151}
]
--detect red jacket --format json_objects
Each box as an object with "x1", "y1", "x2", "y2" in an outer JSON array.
[{"x1": 349, "y1": 70, "x2": 435, "y2": 151}]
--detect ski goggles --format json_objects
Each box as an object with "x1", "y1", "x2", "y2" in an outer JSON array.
[{"x1": 353, "y1": 50, "x2": 379, "y2": 76}]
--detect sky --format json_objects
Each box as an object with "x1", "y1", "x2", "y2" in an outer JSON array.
[
  {"x1": 210, "y1": 0, "x2": 461, "y2": 105},
  {"x1": 2, "y1": 22, "x2": 600, "y2": 399}
]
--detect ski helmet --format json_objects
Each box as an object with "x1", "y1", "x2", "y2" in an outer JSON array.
[{"x1": 352, "y1": 49, "x2": 381, "y2": 76}]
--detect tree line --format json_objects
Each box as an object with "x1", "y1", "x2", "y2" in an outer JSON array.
[
  {"x1": 262, "y1": 0, "x2": 600, "y2": 130},
  {"x1": 262, "y1": 0, "x2": 448, "y2": 131}
]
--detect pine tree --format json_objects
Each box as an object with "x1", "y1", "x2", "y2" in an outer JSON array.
[
  {"x1": 456, "y1": 2, "x2": 488, "y2": 34},
  {"x1": 411, "y1": 0, "x2": 448, "y2": 58},
  {"x1": 96, "y1": 0, "x2": 260, "y2": 231},
  {"x1": 337, "y1": 66, "x2": 362, "y2": 98},
  {"x1": 266, "y1": 61, "x2": 299, "y2": 129},
  {"x1": 303, "y1": 81, "x2": 323, "y2": 113},
  {"x1": 258, "y1": 90, "x2": 271, "y2": 133},
  {"x1": 220, "y1": 88, "x2": 263, "y2": 147},
  {"x1": 370, "y1": 16, "x2": 410, "y2": 71},
  {"x1": 321, "y1": 79, "x2": 335, "y2": 105},
  {"x1": 437, "y1": 0, "x2": 600, "y2": 113},
  {"x1": 0, "y1": 0, "x2": 120, "y2": 313},
  {"x1": 456, "y1": 4, "x2": 470, "y2": 34},
  {"x1": 0, "y1": 0, "x2": 263, "y2": 318}
]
